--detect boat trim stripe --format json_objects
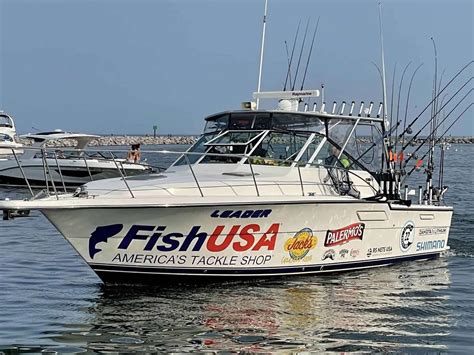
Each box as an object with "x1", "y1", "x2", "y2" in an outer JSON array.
[{"x1": 90, "y1": 252, "x2": 440, "y2": 276}]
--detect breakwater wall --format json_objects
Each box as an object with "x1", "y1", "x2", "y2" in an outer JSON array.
[
  {"x1": 18, "y1": 135, "x2": 473, "y2": 148},
  {"x1": 19, "y1": 135, "x2": 198, "y2": 148}
]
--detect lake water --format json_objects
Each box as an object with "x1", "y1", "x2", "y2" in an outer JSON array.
[{"x1": 0, "y1": 144, "x2": 473, "y2": 353}]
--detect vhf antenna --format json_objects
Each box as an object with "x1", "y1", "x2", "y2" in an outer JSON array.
[{"x1": 256, "y1": 0, "x2": 268, "y2": 109}]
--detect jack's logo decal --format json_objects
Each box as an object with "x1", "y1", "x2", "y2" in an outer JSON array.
[
  {"x1": 89, "y1": 224, "x2": 123, "y2": 259},
  {"x1": 284, "y1": 228, "x2": 317, "y2": 261}
]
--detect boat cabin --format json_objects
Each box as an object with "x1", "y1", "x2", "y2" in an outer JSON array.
[
  {"x1": 173, "y1": 109, "x2": 385, "y2": 176},
  {"x1": 20, "y1": 131, "x2": 100, "y2": 159}
]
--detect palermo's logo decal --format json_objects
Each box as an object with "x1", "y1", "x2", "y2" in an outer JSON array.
[
  {"x1": 324, "y1": 223, "x2": 365, "y2": 247},
  {"x1": 89, "y1": 224, "x2": 123, "y2": 259}
]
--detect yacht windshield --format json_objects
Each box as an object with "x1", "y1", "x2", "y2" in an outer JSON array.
[
  {"x1": 0, "y1": 115, "x2": 13, "y2": 128},
  {"x1": 0, "y1": 134, "x2": 14, "y2": 142}
]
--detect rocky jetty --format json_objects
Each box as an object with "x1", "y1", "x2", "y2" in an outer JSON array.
[
  {"x1": 18, "y1": 135, "x2": 473, "y2": 148},
  {"x1": 19, "y1": 135, "x2": 198, "y2": 148}
]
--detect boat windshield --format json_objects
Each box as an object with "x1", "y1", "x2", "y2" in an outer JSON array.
[
  {"x1": 327, "y1": 121, "x2": 384, "y2": 172},
  {"x1": 204, "y1": 112, "x2": 325, "y2": 134},
  {"x1": 0, "y1": 115, "x2": 13, "y2": 128},
  {"x1": 174, "y1": 111, "x2": 381, "y2": 172},
  {"x1": 0, "y1": 134, "x2": 14, "y2": 143}
]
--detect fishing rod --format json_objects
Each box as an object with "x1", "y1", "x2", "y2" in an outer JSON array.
[
  {"x1": 378, "y1": 2, "x2": 389, "y2": 173},
  {"x1": 396, "y1": 60, "x2": 473, "y2": 142},
  {"x1": 283, "y1": 20, "x2": 301, "y2": 91},
  {"x1": 401, "y1": 78, "x2": 472, "y2": 150},
  {"x1": 351, "y1": 122, "x2": 400, "y2": 167},
  {"x1": 300, "y1": 17, "x2": 320, "y2": 91},
  {"x1": 388, "y1": 63, "x2": 397, "y2": 147},
  {"x1": 393, "y1": 61, "x2": 412, "y2": 154},
  {"x1": 292, "y1": 19, "x2": 310, "y2": 91},
  {"x1": 427, "y1": 37, "x2": 439, "y2": 179},
  {"x1": 399, "y1": 63, "x2": 423, "y2": 170},
  {"x1": 403, "y1": 103, "x2": 473, "y2": 182},
  {"x1": 402, "y1": 88, "x2": 472, "y2": 168},
  {"x1": 354, "y1": 63, "x2": 471, "y2": 169},
  {"x1": 284, "y1": 41, "x2": 293, "y2": 90}
]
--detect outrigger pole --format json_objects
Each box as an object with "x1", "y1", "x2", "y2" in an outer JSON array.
[
  {"x1": 378, "y1": 2, "x2": 391, "y2": 174},
  {"x1": 256, "y1": 0, "x2": 268, "y2": 109}
]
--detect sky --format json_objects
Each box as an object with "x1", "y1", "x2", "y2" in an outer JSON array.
[{"x1": 0, "y1": 0, "x2": 472, "y2": 136}]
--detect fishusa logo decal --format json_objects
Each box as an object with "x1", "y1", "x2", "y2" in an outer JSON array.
[{"x1": 88, "y1": 223, "x2": 280, "y2": 259}]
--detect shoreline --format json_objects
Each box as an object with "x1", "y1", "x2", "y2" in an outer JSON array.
[{"x1": 18, "y1": 135, "x2": 473, "y2": 147}]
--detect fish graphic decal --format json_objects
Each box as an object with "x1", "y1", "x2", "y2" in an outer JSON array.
[{"x1": 88, "y1": 224, "x2": 123, "y2": 259}]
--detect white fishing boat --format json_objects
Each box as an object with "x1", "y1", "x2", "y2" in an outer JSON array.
[
  {"x1": 0, "y1": 89, "x2": 457, "y2": 282},
  {"x1": 1, "y1": 2, "x2": 469, "y2": 284},
  {"x1": 0, "y1": 130, "x2": 151, "y2": 187},
  {"x1": 0, "y1": 111, "x2": 23, "y2": 156}
]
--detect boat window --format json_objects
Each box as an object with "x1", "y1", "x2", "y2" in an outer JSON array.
[
  {"x1": 253, "y1": 114, "x2": 272, "y2": 129},
  {"x1": 297, "y1": 134, "x2": 325, "y2": 164},
  {"x1": 247, "y1": 131, "x2": 311, "y2": 166},
  {"x1": 199, "y1": 130, "x2": 267, "y2": 164},
  {"x1": 0, "y1": 115, "x2": 13, "y2": 128},
  {"x1": 172, "y1": 133, "x2": 219, "y2": 166},
  {"x1": 272, "y1": 113, "x2": 324, "y2": 132},
  {"x1": 205, "y1": 130, "x2": 263, "y2": 146},
  {"x1": 310, "y1": 140, "x2": 363, "y2": 170},
  {"x1": 204, "y1": 114, "x2": 229, "y2": 134},
  {"x1": 0, "y1": 134, "x2": 13, "y2": 142},
  {"x1": 342, "y1": 123, "x2": 384, "y2": 172}
]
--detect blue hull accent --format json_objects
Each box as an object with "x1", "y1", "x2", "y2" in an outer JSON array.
[{"x1": 91, "y1": 252, "x2": 441, "y2": 284}]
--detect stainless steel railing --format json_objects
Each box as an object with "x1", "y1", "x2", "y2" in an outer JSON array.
[{"x1": 5, "y1": 146, "x2": 380, "y2": 200}]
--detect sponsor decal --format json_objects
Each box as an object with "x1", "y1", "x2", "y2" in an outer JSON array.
[
  {"x1": 339, "y1": 249, "x2": 349, "y2": 258},
  {"x1": 350, "y1": 249, "x2": 360, "y2": 258},
  {"x1": 292, "y1": 91, "x2": 312, "y2": 97},
  {"x1": 400, "y1": 221, "x2": 415, "y2": 252},
  {"x1": 210, "y1": 209, "x2": 272, "y2": 219},
  {"x1": 89, "y1": 224, "x2": 124, "y2": 259},
  {"x1": 283, "y1": 228, "x2": 317, "y2": 262},
  {"x1": 419, "y1": 227, "x2": 447, "y2": 237},
  {"x1": 324, "y1": 223, "x2": 365, "y2": 247},
  {"x1": 416, "y1": 239, "x2": 446, "y2": 252},
  {"x1": 88, "y1": 223, "x2": 280, "y2": 260},
  {"x1": 367, "y1": 246, "x2": 392, "y2": 258},
  {"x1": 322, "y1": 249, "x2": 335, "y2": 261}
]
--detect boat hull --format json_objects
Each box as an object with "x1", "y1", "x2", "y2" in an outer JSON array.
[
  {"x1": 90, "y1": 252, "x2": 441, "y2": 284},
  {"x1": 42, "y1": 201, "x2": 452, "y2": 283}
]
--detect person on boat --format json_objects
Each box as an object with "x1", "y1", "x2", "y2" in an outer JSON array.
[
  {"x1": 324, "y1": 145, "x2": 360, "y2": 198},
  {"x1": 55, "y1": 149, "x2": 65, "y2": 159},
  {"x1": 127, "y1": 144, "x2": 141, "y2": 163},
  {"x1": 325, "y1": 145, "x2": 350, "y2": 169}
]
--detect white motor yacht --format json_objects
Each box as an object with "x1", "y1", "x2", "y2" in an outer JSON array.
[
  {"x1": 0, "y1": 111, "x2": 23, "y2": 156},
  {"x1": 0, "y1": 130, "x2": 151, "y2": 187}
]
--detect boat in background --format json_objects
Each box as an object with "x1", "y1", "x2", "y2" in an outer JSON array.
[
  {"x1": 0, "y1": 130, "x2": 152, "y2": 188},
  {"x1": 0, "y1": 111, "x2": 23, "y2": 156}
]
